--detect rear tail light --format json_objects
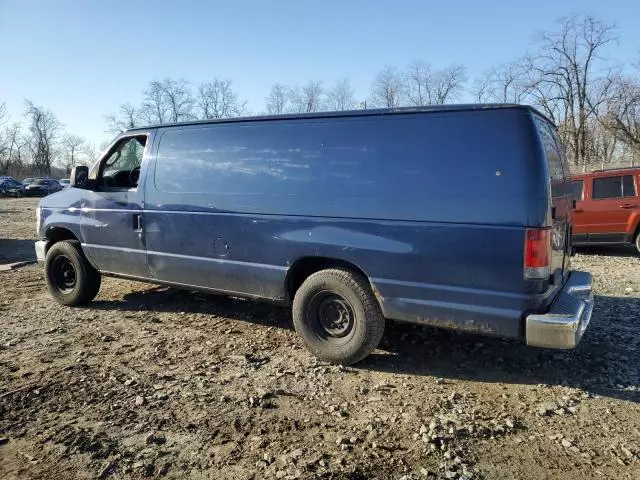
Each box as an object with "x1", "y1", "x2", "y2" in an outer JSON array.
[{"x1": 524, "y1": 228, "x2": 551, "y2": 279}]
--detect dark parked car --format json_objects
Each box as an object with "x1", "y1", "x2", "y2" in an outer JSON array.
[
  {"x1": 0, "y1": 175, "x2": 18, "y2": 185},
  {"x1": 25, "y1": 178, "x2": 62, "y2": 197},
  {"x1": 0, "y1": 178, "x2": 26, "y2": 197},
  {"x1": 35, "y1": 105, "x2": 592, "y2": 364}
]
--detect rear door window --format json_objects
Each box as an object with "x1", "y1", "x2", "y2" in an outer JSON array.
[
  {"x1": 593, "y1": 176, "x2": 623, "y2": 199},
  {"x1": 571, "y1": 180, "x2": 584, "y2": 200},
  {"x1": 622, "y1": 175, "x2": 636, "y2": 197},
  {"x1": 533, "y1": 116, "x2": 569, "y2": 186}
]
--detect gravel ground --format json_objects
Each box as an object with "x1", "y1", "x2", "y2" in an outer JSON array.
[{"x1": 0, "y1": 197, "x2": 638, "y2": 480}]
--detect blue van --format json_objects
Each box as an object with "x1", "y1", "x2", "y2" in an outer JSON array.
[{"x1": 35, "y1": 105, "x2": 593, "y2": 364}]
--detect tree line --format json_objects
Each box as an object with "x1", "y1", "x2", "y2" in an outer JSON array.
[
  {"x1": 0, "y1": 100, "x2": 98, "y2": 179},
  {"x1": 1, "y1": 14, "x2": 639, "y2": 179}
]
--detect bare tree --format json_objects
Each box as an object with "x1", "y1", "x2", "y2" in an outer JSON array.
[
  {"x1": 24, "y1": 100, "x2": 61, "y2": 175},
  {"x1": 82, "y1": 143, "x2": 100, "y2": 166},
  {"x1": 525, "y1": 15, "x2": 617, "y2": 166},
  {"x1": 105, "y1": 103, "x2": 140, "y2": 134},
  {"x1": 265, "y1": 83, "x2": 289, "y2": 115},
  {"x1": 370, "y1": 66, "x2": 403, "y2": 108},
  {"x1": 326, "y1": 78, "x2": 357, "y2": 111},
  {"x1": 404, "y1": 61, "x2": 430, "y2": 105},
  {"x1": 0, "y1": 123, "x2": 26, "y2": 175},
  {"x1": 159, "y1": 78, "x2": 194, "y2": 122},
  {"x1": 584, "y1": 116, "x2": 619, "y2": 170},
  {"x1": 140, "y1": 81, "x2": 169, "y2": 124},
  {"x1": 404, "y1": 61, "x2": 466, "y2": 105},
  {"x1": 473, "y1": 61, "x2": 533, "y2": 103},
  {"x1": 61, "y1": 134, "x2": 86, "y2": 174},
  {"x1": 290, "y1": 81, "x2": 324, "y2": 113},
  {"x1": 197, "y1": 79, "x2": 246, "y2": 119},
  {"x1": 139, "y1": 78, "x2": 194, "y2": 123},
  {"x1": 0, "y1": 100, "x2": 7, "y2": 126},
  {"x1": 603, "y1": 71, "x2": 640, "y2": 164}
]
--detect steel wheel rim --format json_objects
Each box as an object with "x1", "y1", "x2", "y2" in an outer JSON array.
[
  {"x1": 307, "y1": 291, "x2": 356, "y2": 343},
  {"x1": 52, "y1": 255, "x2": 77, "y2": 294}
]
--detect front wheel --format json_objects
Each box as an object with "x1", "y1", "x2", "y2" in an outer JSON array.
[
  {"x1": 635, "y1": 231, "x2": 640, "y2": 256},
  {"x1": 292, "y1": 268, "x2": 385, "y2": 365},
  {"x1": 45, "y1": 240, "x2": 101, "y2": 306}
]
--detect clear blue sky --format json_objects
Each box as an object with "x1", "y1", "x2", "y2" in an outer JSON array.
[{"x1": 1, "y1": 0, "x2": 638, "y2": 147}]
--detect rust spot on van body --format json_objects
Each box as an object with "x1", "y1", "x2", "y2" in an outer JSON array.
[{"x1": 415, "y1": 316, "x2": 496, "y2": 335}]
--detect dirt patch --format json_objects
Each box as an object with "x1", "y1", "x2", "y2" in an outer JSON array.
[{"x1": 1, "y1": 198, "x2": 639, "y2": 479}]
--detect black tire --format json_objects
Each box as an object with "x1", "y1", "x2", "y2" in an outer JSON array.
[
  {"x1": 635, "y1": 230, "x2": 640, "y2": 256},
  {"x1": 45, "y1": 240, "x2": 101, "y2": 306},
  {"x1": 292, "y1": 268, "x2": 385, "y2": 365}
]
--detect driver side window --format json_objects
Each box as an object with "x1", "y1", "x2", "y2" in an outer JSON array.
[{"x1": 98, "y1": 136, "x2": 146, "y2": 189}]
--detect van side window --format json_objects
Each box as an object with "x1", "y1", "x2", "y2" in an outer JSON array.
[
  {"x1": 533, "y1": 117, "x2": 566, "y2": 181},
  {"x1": 571, "y1": 180, "x2": 584, "y2": 200},
  {"x1": 98, "y1": 136, "x2": 146, "y2": 189},
  {"x1": 592, "y1": 176, "x2": 626, "y2": 199},
  {"x1": 155, "y1": 120, "x2": 409, "y2": 196},
  {"x1": 622, "y1": 175, "x2": 636, "y2": 197}
]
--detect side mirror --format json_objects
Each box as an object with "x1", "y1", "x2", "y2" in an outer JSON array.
[{"x1": 70, "y1": 165, "x2": 89, "y2": 188}]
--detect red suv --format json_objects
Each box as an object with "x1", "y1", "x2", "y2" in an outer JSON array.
[{"x1": 571, "y1": 167, "x2": 640, "y2": 254}]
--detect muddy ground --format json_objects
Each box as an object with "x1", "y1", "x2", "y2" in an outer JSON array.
[{"x1": 0, "y1": 197, "x2": 638, "y2": 480}]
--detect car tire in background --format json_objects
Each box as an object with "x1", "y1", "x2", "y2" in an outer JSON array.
[
  {"x1": 292, "y1": 268, "x2": 385, "y2": 365},
  {"x1": 45, "y1": 240, "x2": 101, "y2": 306}
]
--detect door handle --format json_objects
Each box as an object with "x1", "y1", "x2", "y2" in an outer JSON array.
[
  {"x1": 133, "y1": 213, "x2": 143, "y2": 231},
  {"x1": 619, "y1": 204, "x2": 636, "y2": 209},
  {"x1": 574, "y1": 208, "x2": 584, "y2": 213}
]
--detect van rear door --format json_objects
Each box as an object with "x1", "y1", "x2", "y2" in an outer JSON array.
[{"x1": 533, "y1": 116, "x2": 572, "y2": 283}]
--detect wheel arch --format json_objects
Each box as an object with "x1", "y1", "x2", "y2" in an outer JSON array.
[
  {"x1": 285, "y1": 256, "x2": 379, "y2": 304},
  {"x1": 46, "y1": 226, "x2": 79, "y2": 245},
  {"x1": 633, "y1": 218, "x2": 640, "y2": 254},
  {"x1": 43, "y1": 226, "x2": 94, "y2": 267},
  {"x1": 632, "y1": 215, "x2": 640, "y2": 238}
]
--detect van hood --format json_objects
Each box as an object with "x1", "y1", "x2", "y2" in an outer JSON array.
[{"x1": 39, "y1": 187, "x2": 83, "y2": 209}]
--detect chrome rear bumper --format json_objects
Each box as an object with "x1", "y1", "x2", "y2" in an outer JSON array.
[{"x1": 526, "y1": 271, "x2": 593, "y2": 349}]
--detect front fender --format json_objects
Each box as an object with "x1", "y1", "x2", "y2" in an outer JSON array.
[
  {"x1": 38, "y1": 189, "x2": 84, "y2": 239},
  {"x1": 40, "y1": 207, "x2": 84, "y2": 241}
]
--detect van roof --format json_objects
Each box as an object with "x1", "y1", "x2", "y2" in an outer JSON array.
[{"x1": 126, "y1": 103, "x2": 552, "y2": 132}]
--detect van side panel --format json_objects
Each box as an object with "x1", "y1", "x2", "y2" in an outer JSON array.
[
  {"x1": 142, "y1": 212, "x2": 542, "y2": 336},
  {"x1": 143, "y1": 108, "x2": 550, "y2": 338}
]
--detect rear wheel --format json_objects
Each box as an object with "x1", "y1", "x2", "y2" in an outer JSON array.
[
  {"x1": 45, "y1": 240, "x2": 101, "y2": 306},
  {"x1": 635, "y1": 230, "x2": 640, "y2": 256},
  {"x1": 292, "y1": 268, "x2": 385, "y2": 365}
]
